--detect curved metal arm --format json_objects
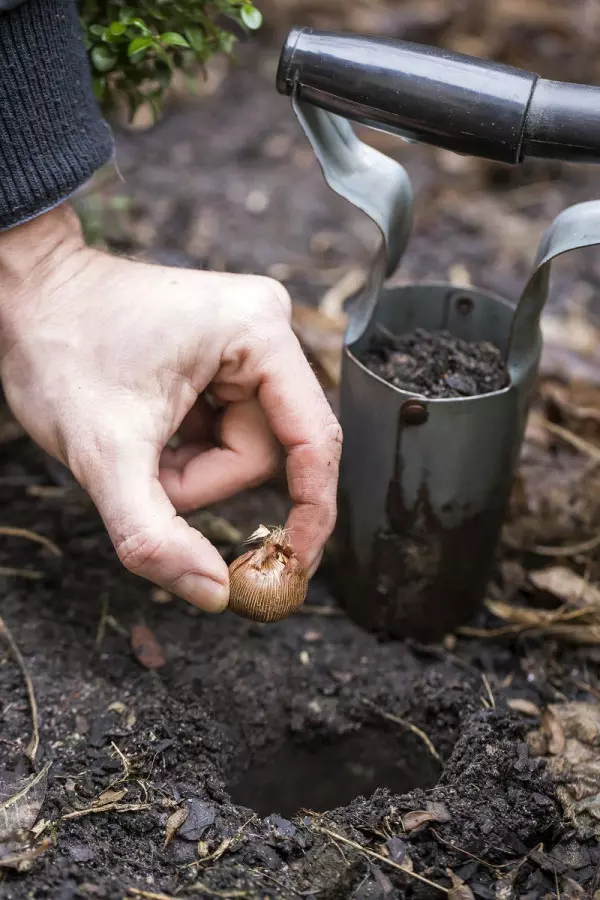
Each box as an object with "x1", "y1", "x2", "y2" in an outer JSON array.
[
  {"x1": 508, "y1": 200, "x2": 600, "y2": 379},
  {"x1": 292, "y1": 97, "x2": 413, "y2": 345}
]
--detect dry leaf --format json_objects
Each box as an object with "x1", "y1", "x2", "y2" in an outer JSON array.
[
  {"x1": 447, "y1": 869, "x2": 475, "y2": 900},
  {"x1": 542, "y1": 708, "x2": 566, "y2": 756},
  {"x1": 425, "y1": 801, "x2": 451, "y2": 822},
  {"x1": 559, "y1": 875, "x2": 587, "y2": 899},
  {"x1": 507, "y1": 698, "x2": 542, "y2": 717},
  {"x1": 468, "y1": 596, "x2": 600, "y2": 647},
  {"x1": 527, "y1": 729, "x2": 549, "y2": 758},
  {"x1": 291, "y1": 303, "x2": 344, "y2": 389},
  {"x1": 96, "y1": 788, "x2": 127, "y2": 806},
  {"x1": 530, "y1": 567, "x2": 600, "y2": 609},
  {"x1": 402, "y1": 810, "x2": 436, "y2": 832},
  {"x1": 164, "y1": 807, "x2": 189, "y2": 847},
  {"x1": 0, "y1": 837, "x2": 51, "y2": 872},
  {"x1": 530, "y1": 703, "x2": 600, "y2": 838},
  {"x1": 319, "y1": 267, "x2": 364, "y2": 320},
  {"x1": 30, "y1": 818, "x2": 50, "y2": 838},
  {"x1": 130, "y1": 623, "x2": 167, "y2": 670},
  {"x1": 0, "y1": 762, "x2": 51, "y2": 841}
]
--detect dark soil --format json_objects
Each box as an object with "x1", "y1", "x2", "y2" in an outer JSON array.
[
  {"x1": 2, "y1": 25, "x2": 600, "y2": 900},
  {"x1": 0, "y1": 440, "x2": 571, "y2": 900},
  {"x1": 360, "y1": 328, "x2": 509, "y2": 398}
]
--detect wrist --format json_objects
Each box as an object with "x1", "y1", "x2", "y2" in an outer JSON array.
[{"x1": 0, "y1": 204, "x2": 88, "y2": 352}]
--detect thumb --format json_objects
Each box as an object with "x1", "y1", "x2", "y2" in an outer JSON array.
[{"x1": 78, "y1": 440, "x2": 229, "y2": 612}]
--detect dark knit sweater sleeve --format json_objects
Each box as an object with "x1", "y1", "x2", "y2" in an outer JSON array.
[{"x1": 0, "y1": 0, "x2": 114, "y2": 231}]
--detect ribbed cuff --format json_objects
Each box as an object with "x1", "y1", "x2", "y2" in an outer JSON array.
[{"x1": 0, "y1": 0, "x2": 114, "y2": 231}]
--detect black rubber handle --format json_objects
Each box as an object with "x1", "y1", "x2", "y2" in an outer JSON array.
[{"x1": 277, "y1": 27, "x2": 600, "y2": 165}]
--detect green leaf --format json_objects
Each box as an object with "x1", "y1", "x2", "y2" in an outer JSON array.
[
  {"x1": 127, "y1": 36, "x2": 154, "y2": 59},
  {"x1": 91, "y1": 45, "x2": 117, "y2": 72},
  {"x1": 184, "y1": 27, "x2": 205, "y2": 52},
  {"x1": 130, "y1": 17, "x2": 152, "y2": 35},
  {"x1": 92, "y1": 76, "x2": 105, "y2": 100},
  {"x1": 89, "y1": 24, "x2": 106, "y2": 38},
  {"x1": 108, "y1": 21, "x2": 127, "y2": 36},
  {"x1": 160, "y1": 32, "x2": 190, "y2": 48},
  {"x1": 241, "y1": 5, "x2": 262, "y2": 29}
]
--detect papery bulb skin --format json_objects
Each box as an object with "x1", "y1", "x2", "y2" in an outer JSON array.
[{"x1": 228, "y1": 527, "x2": 308, "y2": 623}]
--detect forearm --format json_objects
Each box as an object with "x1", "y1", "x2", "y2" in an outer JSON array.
[{"x1": 0, "y1": 0, "x2": 114, "y2": 231}]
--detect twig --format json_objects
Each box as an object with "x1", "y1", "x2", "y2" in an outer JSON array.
[
  {"x1": 0, "y1": 566, "x2": 43, "y2": 580},
  {"x1": 127, "y1": 890, "x2": 178, "y2": 900},
  {"x1": 570, "y1": 677, "x2": 600, "y2": 701},
  {"x1": 111, "y1": 742, "x2": 131, "y2": 778},
  {"x1": 178, "y1": 816, "x2": 256, "y2": 872},
  {"x1": 106, "y1": 615, "x2": 129, "y2": 638},
  {"x1": 361, "y1": 698, "x2": 442, "y2": 764},
  {"x1": 506, "y1": 531, "x2": 600, "y2": 558},
  {"x1": 96, "y1": 594, "x2": 110, "y2": 648},
  {"x1": 250, "y1": 868, "x2": 321, "y2": 897},
  {"x1": 0, "y1": 526, "x2": 61, "y2": 557},
  {"x1": 312, "y1": 824, "x2": 449, "y2": 894},
  {"x1": 481, "y1": 673, "x2": 496, "y2": 709},
  {"x1": 62, "y1": 802, "x2": 150, "y2": 821},
  {"x1": 543, "y1": 420, "x2": 600, "y2": 465},
  {"x1": 430, "y1": 830, "x2": 514, "y2": 871},
  {"x1": 0, "y1": 616, "x2": 40, "y2": 761}
]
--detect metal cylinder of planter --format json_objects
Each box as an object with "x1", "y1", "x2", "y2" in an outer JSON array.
[
  {"x1": 277, "y1": 37, "x2": 600, "y2": 641},
  {"x1": 333, "y1": 284, "x2": 536, "y2": 642}
]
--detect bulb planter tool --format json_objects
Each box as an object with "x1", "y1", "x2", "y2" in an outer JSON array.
[{"x1": 277, "y1": 27, "x2": 600, "y2": 641}]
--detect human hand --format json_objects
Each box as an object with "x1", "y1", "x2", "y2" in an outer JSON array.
[{"x1": 0, "y1": 205, "x2": 342, "y2": 612}]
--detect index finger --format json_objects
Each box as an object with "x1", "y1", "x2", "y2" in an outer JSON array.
[{"x1": 256, "y1": 329, "x2": 342, "y2": 574}]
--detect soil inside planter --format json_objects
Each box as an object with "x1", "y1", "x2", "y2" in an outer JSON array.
[{"x1": 360, "y1": 327, "x2": 509, "y2": 398}]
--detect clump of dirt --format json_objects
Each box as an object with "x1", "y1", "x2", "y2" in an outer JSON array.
[{"x1": 360, "y1": 327, "x2": 509, "y2": 398}]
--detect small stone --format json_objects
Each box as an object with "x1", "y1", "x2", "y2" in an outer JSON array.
[
  {"x1": 266, "y1": 814, "x2": 297, "y2": 839},
  {"x1": 386, "y1": 836, "x2": 406, "y2": 863},
  {"x1": 67, "y1": 843, "x2": 94, "y2": 863},
  {"x1": 444, "y1": 372, "x2": 478, "y2": 395},
  {"x1": 179, "y1": 799, "x2": 216, "y2": 841}
]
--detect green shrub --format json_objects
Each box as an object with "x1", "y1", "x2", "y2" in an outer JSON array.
[{"x1": 80, "y1": 1, "x2": 262, "y2": 120}]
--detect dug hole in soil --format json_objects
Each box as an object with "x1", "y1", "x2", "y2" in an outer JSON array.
[{"x1": 2, "y1": 33, "x2": 600, "y2": 900}]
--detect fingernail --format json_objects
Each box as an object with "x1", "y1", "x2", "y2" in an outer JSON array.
[{"x1": 175, "y1": 574, "x2": 229, "y2": 613}]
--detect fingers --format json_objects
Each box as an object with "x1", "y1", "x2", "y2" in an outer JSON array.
[
  {"x1": 159, "y1": 399, "x2": 281, "y2": 511},
  {"x1": 74, "y1": 436, "x2": 230, "y2": 612},
  {"x1": 255, "y1": 329, "x2": 342, "y2": 575}
]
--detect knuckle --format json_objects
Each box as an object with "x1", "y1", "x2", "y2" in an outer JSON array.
[
  {"x1": 255, "y1": 276, "x2": 292, "y2": 320},
  {"x1": 115, "y1": 528, "x2": 164, "y2": 575}
]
